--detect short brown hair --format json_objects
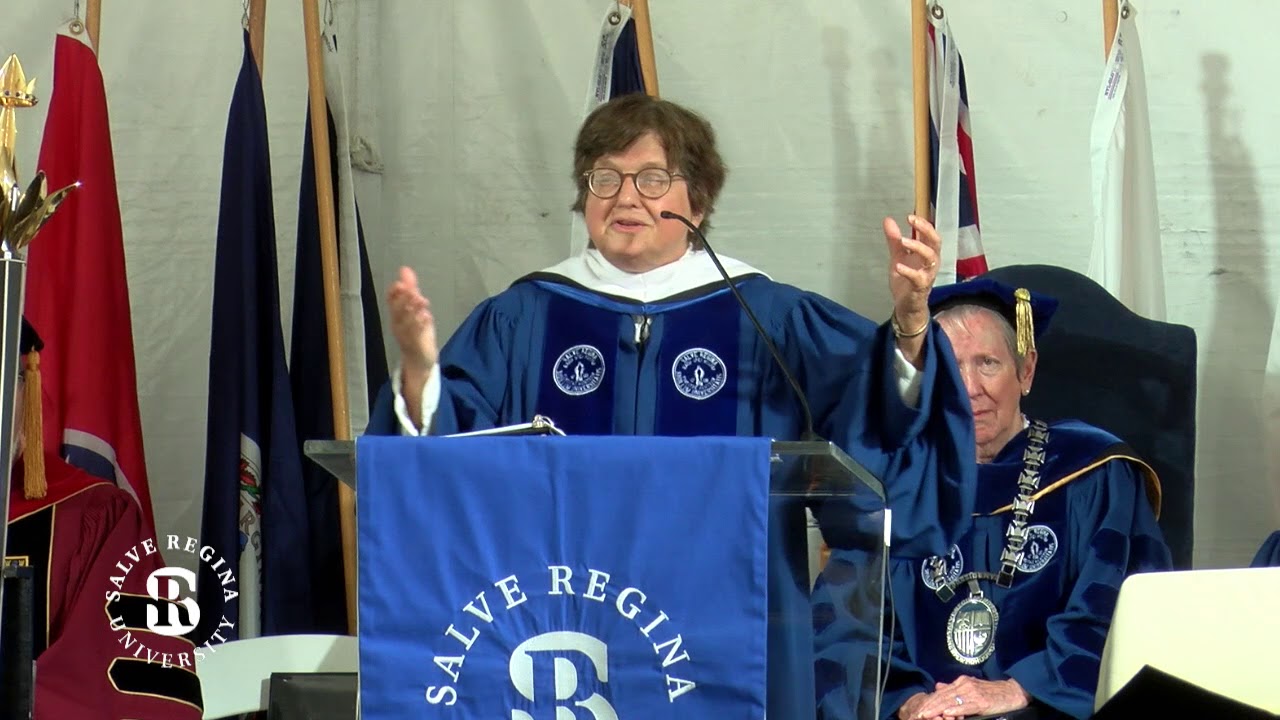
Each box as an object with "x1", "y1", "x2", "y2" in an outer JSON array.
[{"x1": 572, "y1": 93, "x2": 727, "y2": 238}]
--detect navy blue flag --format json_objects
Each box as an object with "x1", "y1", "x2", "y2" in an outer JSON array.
[
  {"x1": 290, "y1": 36, "x2": 390, "y2": 633},
  {"x1": 356, "y1": 436, "x2": 769, "y2": 719},
  {"x1": 569, "y1": 5, "x2": 650, "y2": 256},
  {"x1": 609, "y1": 17, "x2": 645, "y2": 98},
  {"x1": 199, "y1": 31, "x2": 312, "y2": 641}
]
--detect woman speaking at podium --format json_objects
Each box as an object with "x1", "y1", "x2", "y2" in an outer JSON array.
[{"x1": 367, "y1": 91, "x2": 976, "y2": 717}]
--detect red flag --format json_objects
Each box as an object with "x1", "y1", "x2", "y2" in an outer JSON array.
[{"x1": 25, "y1": 32, "x2": 155, "y2": 530}]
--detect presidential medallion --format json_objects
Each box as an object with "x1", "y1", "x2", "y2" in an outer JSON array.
[{"x1": 946, "y1": 594, "x2": 999, "y2": 665}]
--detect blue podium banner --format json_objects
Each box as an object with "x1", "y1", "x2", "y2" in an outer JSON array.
[{"x1": 356, "y1": 435, "x2": 770, "y2": 719}]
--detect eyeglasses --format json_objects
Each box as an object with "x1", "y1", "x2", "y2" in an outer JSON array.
[{"x1": 583, "y1": 167, "x2": 687, "y2": 200}]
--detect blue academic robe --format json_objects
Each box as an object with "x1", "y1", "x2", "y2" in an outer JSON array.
[
  {"x1": 368, "y1": 264, "x2": 975, "y2": 717},
  {"x1": 1252, "y1": 531, "x2": 1280, "y2": 567},
  {"x1": 815, "y1": 420, "x2": 1171, "y2": 720}
]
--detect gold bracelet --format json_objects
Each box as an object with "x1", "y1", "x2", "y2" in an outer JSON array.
[{"x1": 891, "y1": 313, "x2": 930, "y2": 339}]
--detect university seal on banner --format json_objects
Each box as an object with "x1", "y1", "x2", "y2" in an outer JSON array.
[
  {"x1": 357, "y1": 435, "x2": 770, "y2": 719},
  {"x1": 553, "y1": 344, "x2": 606, "y2": 396},
  {"x1": 671, "y1": 348, "x2": 726, "y2": 400},
  {"x1": 425, "y1": 566, "x2": 699, "y2": 716},
  {"x1": 921, "y1": 544, "x2": 964, "y2": 591},
  {"x1": 1016, "y1": 524, "x2": 1058, "y2": 573}
]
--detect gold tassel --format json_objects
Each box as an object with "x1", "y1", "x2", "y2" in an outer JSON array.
[
  {"x1": 1014, "y1": 288, "x2": 1035, "y2": 357},
  {"x1": 22, "y1": 351, "x2": 45, "y2": 500}
]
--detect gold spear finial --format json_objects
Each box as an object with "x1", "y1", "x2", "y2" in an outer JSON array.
[
  {"x1": 0, "y1": 54, "x2": 76, "y2": 256},
  {"x1": 0, "y1": 55, "x2": 37, "y2": 107},
  {"x1": 0, "y1": 55, "x2": 38, "y2": 202}
]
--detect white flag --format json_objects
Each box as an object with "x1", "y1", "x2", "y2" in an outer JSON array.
[
  {"x1": 323, "y1": 28, "x2": 377, "y2": 435},
  {"x1": 1088, "y1": 1, "x2": 1166, "y2": 320},
  {"x1": 568, "y1": 3, "x2": 637, "y2": 257}
]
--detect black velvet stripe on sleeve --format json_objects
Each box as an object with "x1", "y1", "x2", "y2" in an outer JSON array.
[{"x1": 108, "y1": 657, "x2": 204, "y2": 709}]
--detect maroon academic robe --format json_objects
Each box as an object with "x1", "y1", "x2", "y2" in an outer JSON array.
[{"x1": 5, "y1": 453, "x2": 203, "y2": 719}]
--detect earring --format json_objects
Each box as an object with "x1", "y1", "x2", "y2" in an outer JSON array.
[{"x1": 1022, "y1": 387, "x2": 1030, "y2": 396}]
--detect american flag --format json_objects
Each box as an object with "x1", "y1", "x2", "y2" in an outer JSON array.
[{"x1": 928, "y1": 15, "x2": 988, "y2": 282}]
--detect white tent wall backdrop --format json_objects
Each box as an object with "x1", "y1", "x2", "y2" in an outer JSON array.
[{"x1": 1, "y1": 1, "x2": 1276, "y2": 574}]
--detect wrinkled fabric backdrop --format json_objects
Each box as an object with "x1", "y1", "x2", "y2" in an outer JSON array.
[{"x1": 1, "y1": 1, "x2": 1275, "y2": 572}]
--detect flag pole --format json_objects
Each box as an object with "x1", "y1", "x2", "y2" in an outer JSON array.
[
  {"x1": 622, "y1": 0, "x2": 659, "y2": 97},
  {"x1": 249, "y1": 0, "x2": 267, "y2": 77},
  {"x1": 1103, "y1": 0, "x2": 1119, "y2": 57},
  {"x1": 86, "y1": 0, "x2": 101, "y2": 54},
  {"x1": 301, "y1": 0, "x2": 357, "y2": 634},
  {"x1": 911, "y1": 0, "x2": 931, "y2": 220}
]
